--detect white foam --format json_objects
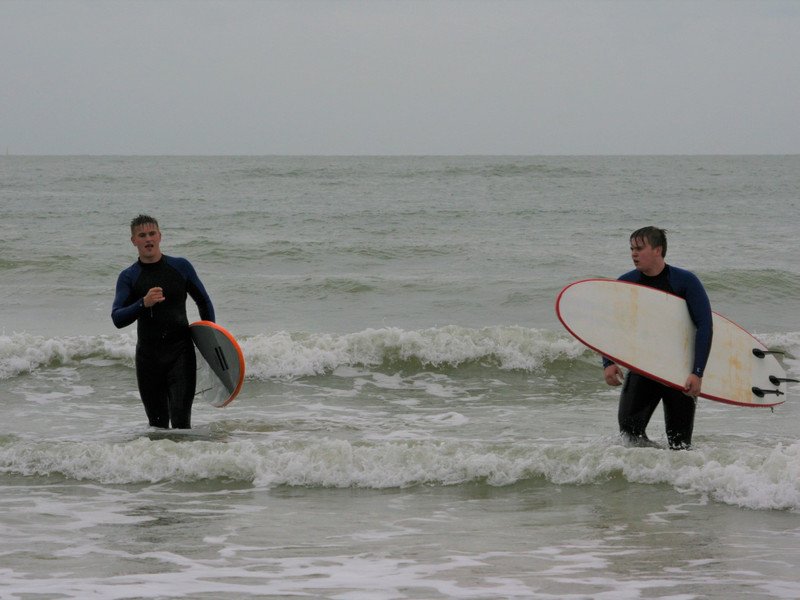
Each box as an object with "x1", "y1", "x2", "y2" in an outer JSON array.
[
  {"x1": 5, "y1": 327, "x2": 796, "y2": 385},
  {"x1": 757, "y1": 331, "x2": 800, "y2": 382},
  {"x1": 0, "y1": 332, "x2": 135, "y2": 379},
  {"x1": 0, "y1": 551, "x2": 542, "y2": 600},
  {"x1": 2, "y1": 435, "x2": 799, "y2": 511},
  {"x1": 241, "y1": 325, "x2": 587, "y2": 379}
]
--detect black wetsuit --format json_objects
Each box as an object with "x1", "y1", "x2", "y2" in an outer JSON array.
[
  {"x1": 112, "y1": 255, "x2": 215, "y2": 429},
  {"x1": 603, "y1": 265, "x2": 713, "y2": 449}
]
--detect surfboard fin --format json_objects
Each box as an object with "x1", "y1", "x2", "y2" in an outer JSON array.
[
  {"x1": 769, "y1": 375, "x2": 799, "y2": 385},
  {"x1": 751, "y1": 386, "x2": 784, "y2": 398},
  {"x1": 752, "y1": 348, "x2": 785, "y2": 359}
]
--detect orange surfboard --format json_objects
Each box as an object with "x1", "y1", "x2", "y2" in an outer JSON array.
[{"x1": 190, "y1": 321, "x2": 245, "y2": 407}]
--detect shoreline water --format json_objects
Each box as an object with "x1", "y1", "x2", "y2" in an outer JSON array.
[{"x1": 1, "y1": 155, "x2": 799, "y2": 598}]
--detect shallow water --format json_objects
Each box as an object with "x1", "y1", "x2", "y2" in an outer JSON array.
[{"x1": 1, "y1": 155, "x2": 799, "y2": 598}]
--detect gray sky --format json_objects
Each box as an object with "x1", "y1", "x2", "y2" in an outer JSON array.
[{"x1": 2, "y1": 0, "x2": 799, "y2": 155}]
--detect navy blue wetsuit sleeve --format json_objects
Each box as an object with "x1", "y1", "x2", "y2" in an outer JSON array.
[
  {"x1": 669, "y1": 267, "x2": 713, "y2": 378},
  {"x1": 167, "y1": 257, "x2": 215, "y2": 323},
  {"x1": 111, "y1": 264, "x2": 145, "y2": 329}
]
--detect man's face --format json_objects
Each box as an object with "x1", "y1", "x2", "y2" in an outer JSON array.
[
  {"x1": 131, "y1": 223, "x2": 162, "y2": 263},
  {"x1": 630, "y1": 236, "x2": 662, "y2": 275}
]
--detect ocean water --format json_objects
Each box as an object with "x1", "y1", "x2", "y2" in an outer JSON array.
[{"x1": 1, "y1": 155, "x2": 799, "y2": 599}]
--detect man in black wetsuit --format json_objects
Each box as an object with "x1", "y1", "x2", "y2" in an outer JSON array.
[
  {"x1": 603, "y1": 227, "x2": 712, "y2": 450},
  {"x1": 112, "y1": 215, "x2": 215, "y2": 429}
]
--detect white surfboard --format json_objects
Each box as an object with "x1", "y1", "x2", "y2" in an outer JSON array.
[
  {"x1": 556, "y1": 279, "x2": 789, "y2": 407},
  {"x1": 190, "y1": 321, "x2": 245, "y2": 408}
]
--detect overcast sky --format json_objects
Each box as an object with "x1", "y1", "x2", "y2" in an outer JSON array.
[{"x1": 2, "y1": 0, "x2": 799, "y2": 155}]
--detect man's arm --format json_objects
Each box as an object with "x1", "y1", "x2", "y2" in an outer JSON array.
[
  {"x1": 111, "y1": 268, "x2": 145, "y2": 329},
  {"x1": 171, "y1": 257, "x2": 215, "y2": 322}
]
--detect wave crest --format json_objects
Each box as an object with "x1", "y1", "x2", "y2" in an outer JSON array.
[
  {"x1": 3, "y1": 327, "x2": 797, "y2": 381},
  {"x1": 3, "y1": 436, "x2": 799, "y2": 511},
  {"x1": 242, "y1": 326, "x2": 586, "y2": 379},
  {"x1": 0, "y1": 332, "x2": 135, "y2": 379}
]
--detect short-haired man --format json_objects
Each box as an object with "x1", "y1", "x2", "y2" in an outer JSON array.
[
  {"x1": 112, "y1": 215, "x2": 215, "y2": 429},
  {"x1": 603, "y1": 226, "x2": 712, "y2": 449}
]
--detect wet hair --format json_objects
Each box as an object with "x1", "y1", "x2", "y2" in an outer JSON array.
[
  {"x1": 130, "y1": 214, "x2": 159, "y2": 233},
  {"x1": 630, "y1": 226, "x2": 667, "y2": 258}
]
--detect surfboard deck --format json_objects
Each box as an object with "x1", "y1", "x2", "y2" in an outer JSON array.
[
  {"x1": 190, "y1": 321, "x2": 245, "y2": 408},
  {"x1": 555, "y1": 279, "x2": 787, "y2": 408}
]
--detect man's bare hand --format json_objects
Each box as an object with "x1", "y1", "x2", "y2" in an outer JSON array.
[
  {"x1": 684, "y1": 374, "x2": 702, "y2": 398},
  {"x1": 604, "y1": 364, "x2": 625, "y2": 386}
]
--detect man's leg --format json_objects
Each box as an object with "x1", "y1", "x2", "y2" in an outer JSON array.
[
  {"x1": 618, "y1": 372, "x2": 661, "y2": 445},
  {"x1": 136, "y1": 345, "x2": 170, "y2": 428},
  {"x1": 662, "y1": 388, "x2": 696, "y2": 450},
  {"x1": 165, "y1": 338, "x2": 197, "y2": 429}
]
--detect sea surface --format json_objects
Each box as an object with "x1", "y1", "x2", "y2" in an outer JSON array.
[{"x1": 1, "y1": 155, "x2": 799, "y2": 599}]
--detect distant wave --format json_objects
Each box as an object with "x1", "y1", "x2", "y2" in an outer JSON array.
[
  {"x1": 3, "y1": 327, "x2": 798, "y2": 381},
  {"x1": 2, "y1": 434, "x2": 799, "y2": 511},
  {"x1": 423, "y1": 163, "x2": 596, "y2": 179},
  {"x1": 222, "y1": 158, "x2": 596, "y2": 181},
  {"x1": 701, "y1": 268, "x2": 800, "y2": 301}
]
